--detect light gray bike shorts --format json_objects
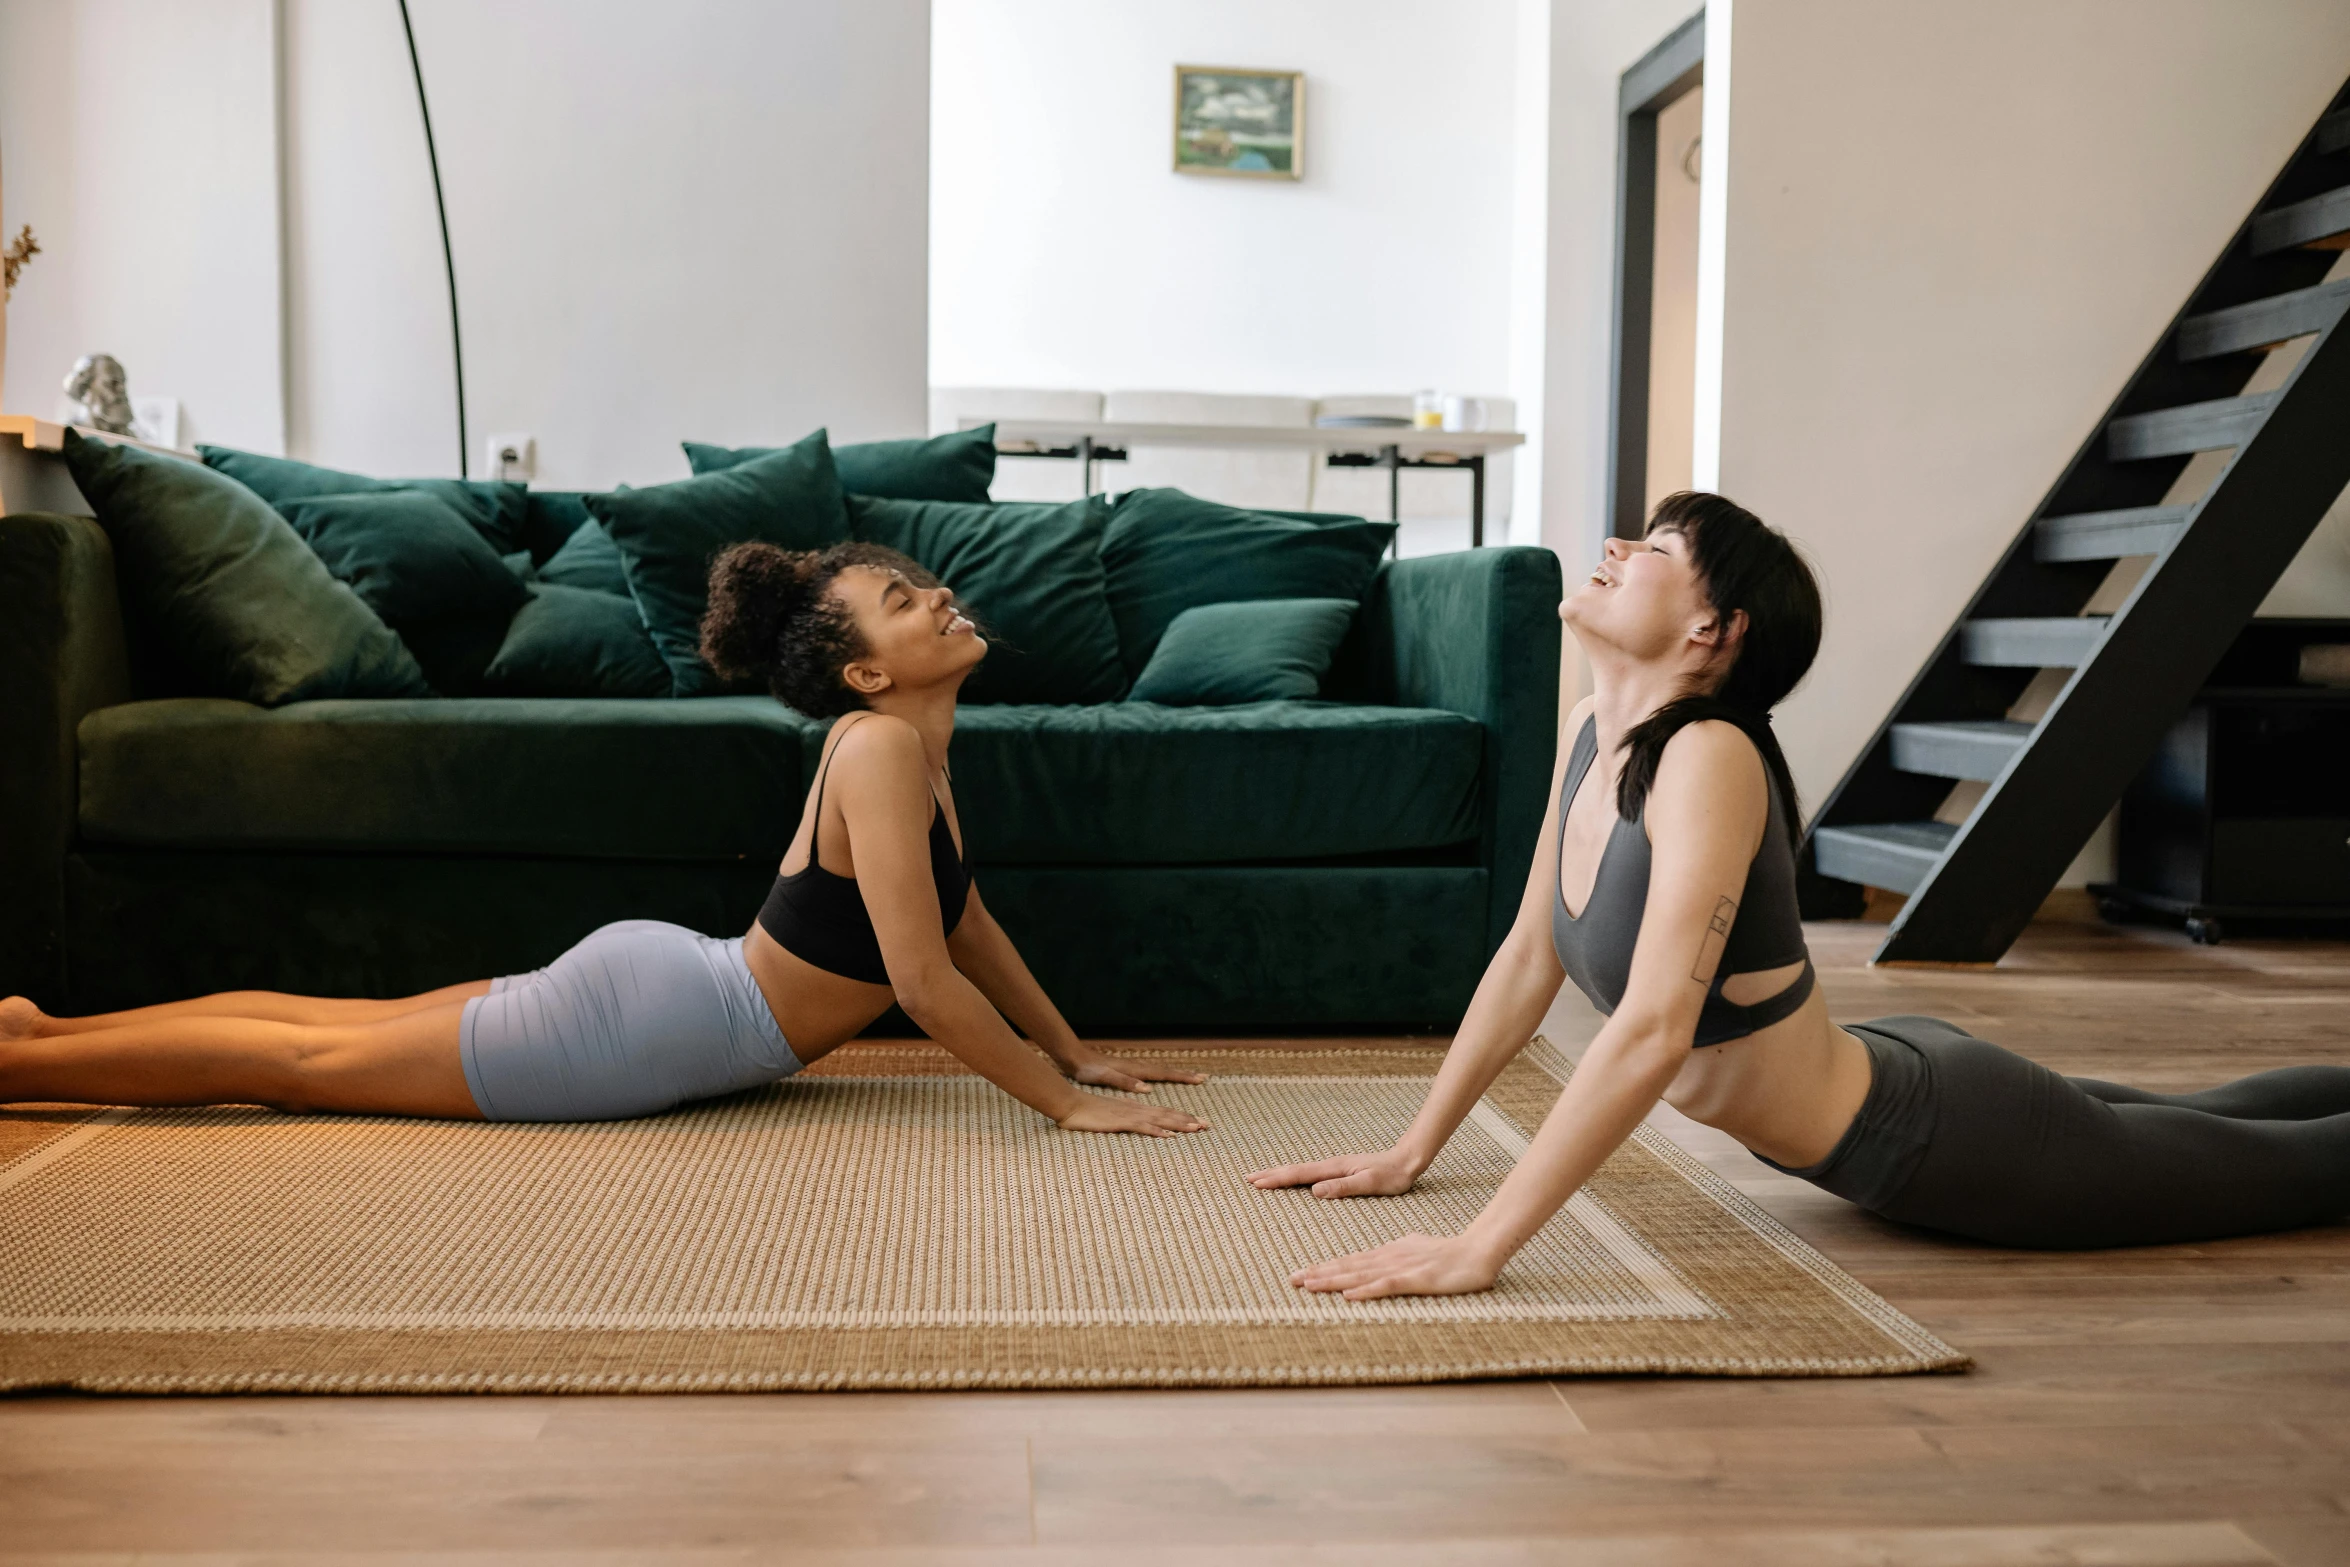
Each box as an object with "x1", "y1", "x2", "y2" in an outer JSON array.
[{"x1": 459, "y1": 919, "x2": 802, "y2": 1121}]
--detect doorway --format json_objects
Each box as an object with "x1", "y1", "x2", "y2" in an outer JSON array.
[{"x1": 1606, "y1": 12, "x2": 1704, "y2": 541}]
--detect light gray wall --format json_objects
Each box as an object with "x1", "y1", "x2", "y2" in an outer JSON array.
[
  {"x1": 1706, "y1": 0, "x2": 2350, "y2": 821},
  {"x1": 3, "y1": 0, "x2": 930, "y2": 489},
  {"x1": 0, "y1": 0, "x2": 286, "y2": 450},
  {"x1": 929, "y1": 0, "x2": 1519, "y2": 404},
  {"x1": 284, "y1": 0, "x2": 930, "y2": 488}
]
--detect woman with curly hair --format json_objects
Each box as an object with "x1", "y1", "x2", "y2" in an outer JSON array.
[{"x1": 2, "y1": 541, "x2": 1206, "y2": 1137}]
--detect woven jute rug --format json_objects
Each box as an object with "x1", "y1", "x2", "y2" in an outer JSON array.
[{"x1": 0, "y1": 1038, "x2": 1962, "y2": 1393}]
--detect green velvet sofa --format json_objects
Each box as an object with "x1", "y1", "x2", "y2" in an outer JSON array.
[{"x1": 1, "y1": 508, "x2": 1561, "y2": 1028}]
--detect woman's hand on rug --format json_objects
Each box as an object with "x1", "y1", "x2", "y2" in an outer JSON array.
[
  {"x1": 1287, "y1": 1233, "x2": 1503, "y2": 1300},
  {"x1": 1244, "y1": 1148, "x2": 1421, "y2": 1199},
  {"x1": 1055, "y1": 1093, "x2": 1210, "y2": 1137},
  {"x1": 1057, "y1": 1047, "x2": 1208, "y2": 1094}
]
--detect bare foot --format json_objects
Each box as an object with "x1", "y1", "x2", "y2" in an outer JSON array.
[{"x1": 0, "y1": 997, "x2": 46, "y2": 1040}]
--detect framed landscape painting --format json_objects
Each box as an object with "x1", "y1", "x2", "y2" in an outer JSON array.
[{"x1": 1173, "y1": 66, "x2": 1303, "y2": 180}]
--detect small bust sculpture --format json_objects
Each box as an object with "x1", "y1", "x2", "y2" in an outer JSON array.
[{"x1": 64, "y1": 353, "x2": 135, "y2": 435}]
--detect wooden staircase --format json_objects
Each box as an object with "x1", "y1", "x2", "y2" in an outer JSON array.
[{"x1": 1801, "y1": 85, "x2": 2350, "y2": 963}]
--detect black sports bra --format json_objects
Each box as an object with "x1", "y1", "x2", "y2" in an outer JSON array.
[
  {"x1": 757, "y1": 715, "x2": 972, "y2": 985},
  {"x1": 1549, "y1": 715, "x2": 1815, "y2": 1047}
]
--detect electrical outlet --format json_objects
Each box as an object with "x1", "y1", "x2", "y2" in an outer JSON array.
[{"x1": 486, "y1": 432, "x2": 535, "y2": 482}]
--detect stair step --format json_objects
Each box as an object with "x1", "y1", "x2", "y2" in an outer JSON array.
[
  {"x1": 2322, "y1": 108, "x2": 2350, "y2": 156},
  {"x1": 2034, "y1": 505, "x2": 2192, "y2": 561},
  {"x1": 1888, "y1": 719, "x2": 2035, "y2": 781},
  {"x1": 2106, "y1": 391, "x2": 2278, "y2": 460},
  {"x1": 2250, "y1": 184, "x2": 2350, "y2": 255},
  {"x1": 1813, "y1": 822, "x2": 1958, "y2": 895},
  {"x1": 1959, "y1": 616, "x2": 2107, "y2": 667},
  {"x1": 2177, "y1": 278, "x2": 2350, "y2": 361}
]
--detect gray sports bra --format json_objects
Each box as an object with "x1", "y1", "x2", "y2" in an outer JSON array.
[{"x1": 1550, "y1": 716, "x2": 1816, "y2": 1048}]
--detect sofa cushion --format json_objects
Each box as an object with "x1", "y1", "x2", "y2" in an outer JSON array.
[
  {"x1": 195, "y1": 446, "x2": 530, "y2": 555},
  {"x1": 519, "y1": 490, "x2": 596, "y2": 562},
  {"x1": 79, "y1": 697, "x2": 817, "y2": 861},
  {"x1": 1127, "y1": 598, "x2": 1357, "y2": 706},
  {"x1": 1100, "y1": 488, "x2": 1396, "y2": 678},
  {"x1": 687, "y1": 425, "x2": 996, "y2": 505},
  {"x1": 272, "y1": 489, "x2": 535, "y2": 697},
  {"x1": 535, "y1": 518, "x2": 634, "y2": 596},
  {"x1": 276, "y1": 490, "x2": 530, "y2": 626},
  {"x1": 941, "y1": 701, "x2": 1482, "y2": 864},
  {"x1": 79, "y1": 697, "x2": 1480, "y2": 867},
  {"x1": 480, "y1": 585, "x2": 673, "y2": 699},
  {"x1": 394, "y1": 615, "x2": 512, "y2": 698},
  {"x1": 62, "y1": 433, "x2": 432, "y2": 704},
  {"x1": 586, "y1": 431, "x2": 851, "y2": 697},
  {"x1": 848, "y1": 493, "x2": 1126, "y2": 706}
]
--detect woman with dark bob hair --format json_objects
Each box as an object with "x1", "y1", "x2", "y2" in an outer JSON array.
[
  {"x1": 2, "y1": 541, "x2": 1206, "y2": 1137},
  {"x1": 1253, "y1": 491, "x2": 2350, "y2": 1292}
]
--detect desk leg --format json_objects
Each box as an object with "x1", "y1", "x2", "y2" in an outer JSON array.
[
  {"x1": 1079, "y1": 435, "x2": 1096, "y2": 497},
  {"x1": 1382, "y1": 444, "x2": 1401, "y2": 559},
  {"x1": 1470, "y1": 455, "x2": 1485, "y2": 548}
]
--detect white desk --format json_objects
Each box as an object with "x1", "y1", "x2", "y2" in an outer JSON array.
[
  {"x1": 0, "y1": 415, "x2": 195, "y2": 517},
  {"x1": 965, "y1": 418, "x2": 1526, "y2": 545},
  {"x1": 0, "y1": 416, "x2": 91, "y2": 517}
]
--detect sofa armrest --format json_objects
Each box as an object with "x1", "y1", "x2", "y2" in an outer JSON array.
[
  {"x1": 1, "y1": 513, "x2": 132, "y2": 1004},
  {"x1": 1361, "y1": 545, "x2": 1563, "y2": 953}
]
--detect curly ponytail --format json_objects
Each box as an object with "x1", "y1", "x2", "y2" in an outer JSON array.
[
  {"x1": 1613, "y1": 492, "x2": 1823, "y2": 845},
  {"x1": 699, "y1": 539, "x2": 935, "y2": 717}
]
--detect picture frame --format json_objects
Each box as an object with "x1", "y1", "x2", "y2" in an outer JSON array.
[{"x1": 1173, "y1": 66, "x2": 1304, "y2": 181}]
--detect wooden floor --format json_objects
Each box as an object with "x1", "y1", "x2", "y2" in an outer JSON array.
[{"x1": 4, "y1": 915, "x2": 2347, "y2": 1566}]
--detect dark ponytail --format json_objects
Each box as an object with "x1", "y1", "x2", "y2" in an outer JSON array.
[
  {"x1": 699, "y1": 539, "x2": 937, "y2": 718},
  {"x1": 1614, "y1": 491, "x2": 1823, "y2": 845}
]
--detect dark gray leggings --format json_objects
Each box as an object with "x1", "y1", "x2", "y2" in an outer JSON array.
[{"x1": 1770, "y1": 1016, "x2": 2350, "y2": 1249}]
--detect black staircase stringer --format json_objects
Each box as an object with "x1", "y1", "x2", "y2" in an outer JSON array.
[{"x1": 1874, "y1": 313, "x2": 2350, "y2": 962}]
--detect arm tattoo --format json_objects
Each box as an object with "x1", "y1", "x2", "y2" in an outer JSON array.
[{"x1": 1692, "y1": 896, "x2": 1735, "y2": 986}]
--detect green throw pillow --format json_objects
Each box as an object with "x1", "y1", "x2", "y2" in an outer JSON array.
[
  {"x1": 1126, "y1": 598, "x2": 1358, "y2": 706},
  {"x1": 685, "y1": 424, "x2": 996, "y2": 504},
  {"x1": 536, "y1": 517, "x2": 634, "y2": 596},
  {"x1": 276, "y1": 490, "x2": 529, "y2": 626},
  {"x1": 1099, "y1": 488, "x2": 1396, "y2": 678},
  {"x1": 481, "y1": 584, "x2": 673, "y2": 698},
  {"x1": 584, "y1": 429, "x2": 850, "y2": 696},
  {"x1": 394, "y1": 615, "x2": 511, "y2": 697},
  {"x1": 197, "y1": 445, "x2": 529, "y2": 554},
  {"x1": 848, "y1": 493, "x2": 1126, "y2": 705},
  {"x1": 519, "y1": 490, "x2": 597, "y2": 562},
  {"x1": 62, "y1": 431, "x2": 431, "y2": 703}
]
